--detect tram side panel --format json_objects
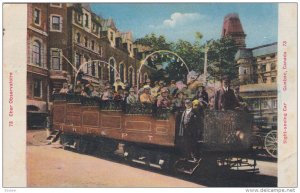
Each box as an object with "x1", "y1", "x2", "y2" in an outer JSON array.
[{"x1": 52, "y1": 101, "x2": 176, "y2": 147}]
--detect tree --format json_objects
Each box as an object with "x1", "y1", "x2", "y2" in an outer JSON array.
[
  {"x1": 206, "y1": 37, "x2": 238, "y2": 81},
  {"x1": 134, "y1": 33, "x2": 172, "y2": 51}
]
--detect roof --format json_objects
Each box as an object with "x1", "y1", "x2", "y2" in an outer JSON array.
[
  {"x1": 101, "y1": 18, "x2": 116, "y2": 31},
  {"x1": 121, "y1": 32, "x2": 133, "y2": 43},
  {"x1": 240, "y1": 83, "x2": 277, "y2": 92},
  {"x1": 252, "y1": 42, "x2": 277, "y2": 57},
  {"x1": 235, "y1": 48, "x2": 253, "y2": 60}
]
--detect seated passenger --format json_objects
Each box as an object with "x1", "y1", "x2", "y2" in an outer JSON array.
[
  {"x1": 59, "y1": 83, "x2": 69, "y2": 94},
  {"x1": 101, "y1": 86, "x2": 113, "y2": 101},
  {"x1": 85, "y1": 80, "x2": 94, "y2": 96},
  {"x1": 168, "y1": 80, "x2": 177, "y2": 97},
  {"x1": 140, "y1": 85, "x2": 152, "y2": 104},
  {"x1": 113, "y1": 77, "x2": 125, "y2": 92},
  {"x1": 74, "y1": 81, "x2": 84, "y2": 94},
  {"x1": 126, "y1": 88, "x2": 138, "y2": 105},
  {"x1": 91, "y1": 88, "x2": 100, "y2": 98},
  {"x1": 114, "y1": 89, "x2": 125, "y2": 101},
  {"x1": 157, "y1": 87, "x2": 171, "y2": 108},
  {"x1": 172, "y1": 91, "x2": 185, "y2": 112}
]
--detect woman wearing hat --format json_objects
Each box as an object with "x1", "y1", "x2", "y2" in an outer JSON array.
[
  {"x1": 139, "y1": 85, "x2": 152, "y2": 104},
  {"x1": 156, "y1": 87, "x2": 171, "y2": 108}
]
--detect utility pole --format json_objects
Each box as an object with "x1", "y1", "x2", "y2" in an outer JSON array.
[{"x1": 204, "y1": 45, "x2": 209, "y2": 84}]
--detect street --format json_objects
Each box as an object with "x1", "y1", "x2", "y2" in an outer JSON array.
[{"x1": 27, "y1": 130, "x2": 277, "y2": 187}]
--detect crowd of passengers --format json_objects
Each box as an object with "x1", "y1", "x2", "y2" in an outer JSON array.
[{"x1": 56, "y1": 75, "x2": 248, "y2": 113}]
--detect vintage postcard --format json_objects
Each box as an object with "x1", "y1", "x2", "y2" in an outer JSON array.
[{"x1": 2, "y1": 2, "x2": 298, "y2": 190}]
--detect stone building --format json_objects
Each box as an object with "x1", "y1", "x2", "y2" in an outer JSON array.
[
  {"x1": 27, "y1": 3, "x2": 49, "y2": 128},
  {"x1": 27, "y1": 3, "x2": 152, "y2": 128},
  {"x1": 235, "y1": 42, "x2": 278, "y2": 129}
]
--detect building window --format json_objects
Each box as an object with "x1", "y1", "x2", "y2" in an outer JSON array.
[
  {"x1": 85, "y1": 14, "x2": 89, "y2": 27},
  {"x1": 98, "y1": 65, "x2": 102, "y2": 79},
  {"x1": 91, "y1": 40, "x2": 95, "y2": 50},
  {"x1": 109, "y1": 59, "x2": 115, "y2": 84},
  {"x1": 91, "y1": 62, "x2": 96, "y2": 76},
  {"x1": 128, "y1": 67, "x2": 133, "y2": 86},
  {"x1": 76, "y1": 33, "x2": 81, "y2": 43},
  {"x1": 32, "y1": 40, "x2": 41, "y2": 66},
  {"x1": 119, "y1": 63, "x2": 124, "y2": 82},
  {"x1": 244, "y1": 69, "x2": 247, "y2": 75},
  {"x1": 271, "y1": 77, "x2": 276, "y2": 83},
  {"x1": 110, "y1": 32, "x2": 114, "y2": 41},
  {"x1": 75, "y1": 53, "x2": 81, "y2": 68},
  {"x1": 52, "y1": 16, "x2": 61, "y2": 31},
  {"x1": 84, "y1": 37, "x2": 88, "y2": 47},
  {"x1": 33, "y1": 79, "x2": 42, "y2": 98},
  {"x1": 262, "y1": 77, "x2": 267, "y2": 83},
  {"x1": 51, "y1": 49, "x2": 61, "y2": 70},
  {"x1": 261, "y1": 64, "x2": 266, "y2": 72},
  {"x1": 273, "y1": 99, "x2": 277, "y2": 109},
  {"x1": 129, "y1": 44, "x2": 132, "y2": 52},
  {"x1": 99, "y1": 46, "x2": 103, "y2": 56},
  {"x1": 50, "y1": 3, "x2": 62, "y2": 8},
  {"x1": 33, "y1": 8, "x2": 41, "y2": 25},
  {"x1": 271, "y1": 63, "x2": 276, "y2": 70},
  {"x1": 77, "y1": 13, "x2": 82, "y2": 22}
]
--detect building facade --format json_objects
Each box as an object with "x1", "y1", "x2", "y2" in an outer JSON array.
[
  {"x1": 235, "y1": 43, "x2": 278, "y2": 130},
  {"x1": 27, "y1": 3, "x2": 49, "y2": 127},
  {"x1": 27, "y1": 3, "x2": 151, "y2": 128}
]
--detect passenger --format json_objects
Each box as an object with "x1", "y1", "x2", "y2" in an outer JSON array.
[
  {"x1": 85, "y1": 80, "x2": 94, "y2": 96},
  {"x1": 172, "y1": 91, "x2": 185, "y2": 112},
  {"x1": 101, "y1": 86, "x2": 114, "y2": 101},
  {"x1": 114, "y1": 89, "x2": 125, "y2": 101},
  {"x1": 151, "y1": 81, "x2": 160, "y2": 98},
  {"x1": 168, "y1": 80, "x2": 178, "y2": 97},
  {"x1": 124, "y1": 81, "x2": 130, "y2": 92},
  {"x1": 214, "y1": 76, "x2": 239, "y2": 110},
  {"x1": 74, "y1": 80, "x2": 84, "y2": 95},
  {"x1": 193, "y1": 85, "x2": 209, "y2": 108},
  {"x1": 113, "y1": 77, "x2": 125, "y2": 92},
  {"x1": 126, "y1": 88, "x2": 138, "y2": 105},
  {"x1": 178, "y1": 99, "x2": 198, "y2": 160},
  {"x1": 157, "y1": 87, "x2": 171, "y2": 108},
  {"x1": 145, "y1": 78, "x2": 152, "y2": 88},
  {"x1": 90, "y1": 88, "x2": 100, "y2": 98},
  {"x1": 139, "y1": 85, "x2": 152, "y2": 104},
  {"x1": 67, "y1": 84, "x2": 74, "y2": 94},
  {"x1": 234, "y1": 86, "x2": 248, "y2": 111},
  {"x1": 59, "y1": 83, "x2": 69, "y2": 94}
]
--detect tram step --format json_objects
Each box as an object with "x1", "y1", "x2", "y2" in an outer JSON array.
[
  {"x1": 46, "y1": 130, "x2": 61, "y2": 144},
  {"x1": 175, "y1": 159, "x2": 201, "y2": 175}
]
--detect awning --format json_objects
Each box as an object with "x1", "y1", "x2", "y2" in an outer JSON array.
[{"x1": 27, "y1": 100, "x2": 47, "y2": 113}]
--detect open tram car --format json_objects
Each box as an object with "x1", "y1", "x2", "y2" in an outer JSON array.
[{"x1": 52, "y1": 94, "x2": 258, "y2": 175}]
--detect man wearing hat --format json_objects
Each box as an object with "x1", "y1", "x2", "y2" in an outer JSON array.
[
  {"x1": 139, "y1": 85, "x2": 152, "y2": 104},
  {"x1": 214, "y1": 76, "x2": 239, "y2": 110},
  {"x1": 178, "y1": 99, "x2": 199, "y2": 160},
  {"x1": 193, "y1": 84, "x2": 209, "y2": 108},
  {"x1": 126, "y1": 88, "x2": 138, "y2": 105},
  {"x1": 157, "y1": 87, "x2": 171, "y2": 108}
]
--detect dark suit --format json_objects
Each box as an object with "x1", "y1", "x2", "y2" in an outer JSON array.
[
  {"x1": 177, "y1": 108, "x2": 199, "y2": 157},
  {"x1": 214, "y1": 87, "x2": 239, "y2": 110}
]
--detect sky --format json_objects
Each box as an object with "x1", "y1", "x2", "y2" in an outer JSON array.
[{"x1": 91, "y1": 3, "x2": 278, "y2": 48}]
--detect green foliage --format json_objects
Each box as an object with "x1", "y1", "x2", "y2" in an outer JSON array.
[
  {"x1": 206, "y1": 37, "x2": 238, "y2": 81},
  {"x1": 135, "y1": 33, "x2": 238, "y2": 82}
]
